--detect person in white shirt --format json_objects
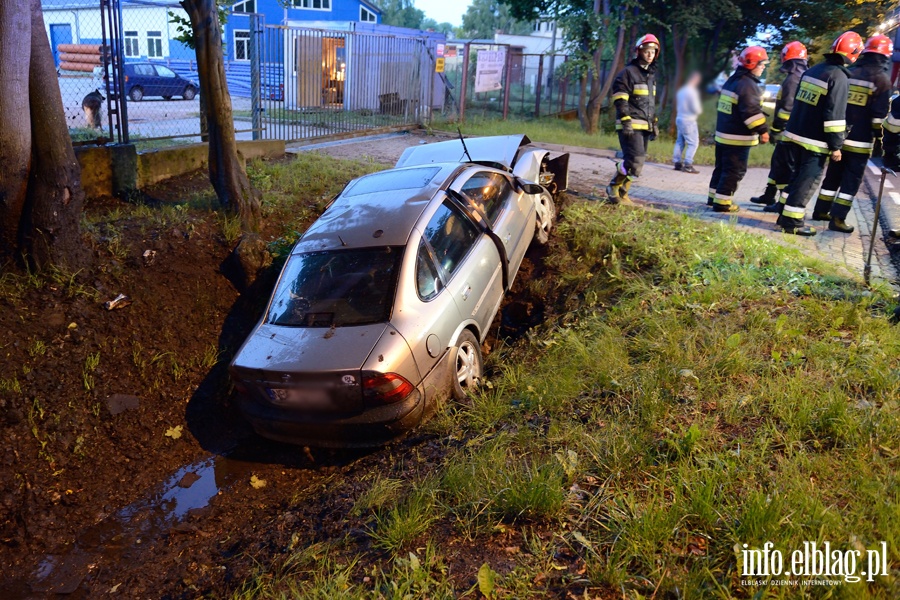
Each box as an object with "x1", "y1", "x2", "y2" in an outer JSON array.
[{"x1": 673, "y1": 71, "x2": 703, "y2": 174}]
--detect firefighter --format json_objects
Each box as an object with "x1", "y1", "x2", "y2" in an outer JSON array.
[
  {"x1": 749, "y1": 41, "x2": 809, "y2": 210},
  {"x1": 708, "y1": 46, "x2": 770, "y2": 213},
  {"x1": 776, "y1": 31, "x2": 862, "y2": 236},
  {"x1": 607, "y1": 34, "x2": 660, "y2": 204},
  {"x1": 810, "y1": 35, "x2": 892, "y2": 233},
  {"x1": 882, "y1": 94, "x2": 900, "y2": 171}
]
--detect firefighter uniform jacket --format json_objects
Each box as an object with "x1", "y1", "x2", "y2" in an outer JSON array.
[
  {"x1": 771, "y1": 58, "x2": 808, "y2": 134},
  {"x1": 714, "y1": 67, "x2": 768, "y2": 146},
  {"x1": 841, "y1": 53, "x2": 892, "y2": 154},
  {"x1": 783, "y1": 55, "x2": 850, "y2": 154},
  {"x1": 882, "y1": 96, "x2": 900, "y2": 163},
  {"x1": 611, "y1": 59, "x2": 657, "y2": 131}
]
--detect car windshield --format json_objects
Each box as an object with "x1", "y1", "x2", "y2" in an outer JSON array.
[
  {"x1": 267, "y1": 247, "x2": 402, "y2": 327},
  {"x1": 343, "y1": 167, "x2": 441, "y2": 197}
]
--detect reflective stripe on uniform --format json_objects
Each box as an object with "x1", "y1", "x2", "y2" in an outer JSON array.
[
  {"x1": 615, "y1": 118, "x2": 649, "y2": 130},
  {"x1": 823, "y1": 119, "x2": 846, "y2": 133},
  {"x1": 720, "y1": 89, "x2": 738, "y2": 100},
  {"x1": 715, "y1": 131, "x2": 759, "y2": 146},
  {"x1": 776, "y1": 109, "x2": 791, "y2": 121},
  {"x1": 744, "y1": 113, "x2": 766, "y2": 128},
  {"x1": 611, "y1": 92, "x2": 629, "y2": 101},
  {"x1": 782, "y1": 205, "x2": 806, "y2": 219},
  {"x1": 713, "y1": 193, "x2": 733, "y2": 206},
  {"x1": 885, "y1": 114, "x2": 900, "y2": 133},
  {"x1": 848, "y1": 78, "x2": 876, "y2": 90},
  {"x1": 818, "y1": 189, "x2": 837, "y2": 198},
  {"x1": 708, "y1": 187, "x2": 716, "y2": 200},
  {"x1": 801, "y1": 76, "x2": 829, "y2": 91},
  {"x1": 842, "y1": 139, "x2": 874, "y2": 154},
  {"x1": 835, "y1": 192, "x2": 854, "y2": 207},
  {"x1": 633, "y1": 84, "x2": 650, "y2": 96},
  {"x1": 767, "y1": 178, "x2": 776, "y2": 185},
  {"x1": 784, "y1": 131, "x2": 829, "y2": 153}
]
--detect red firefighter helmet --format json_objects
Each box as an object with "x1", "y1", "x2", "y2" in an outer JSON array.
[
  {"x1": 864, "y1": 34, "x2": 893, "y2": 56},
  {"x1": 634, "y1": 34, "x2": 660, "y2": 56},
  {"x1": 781, "y1": 41, "x2": 808, "y2": 62},
  {"x1": 831, "y1": 31, "x2": 864, "y2": 62},
  {"x1": 738, "y1": 46, "x2": 769, "y2": 69}
]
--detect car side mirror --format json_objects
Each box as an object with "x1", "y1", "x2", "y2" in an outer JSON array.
[{"x1": 516, "y1": 178, "x2": 543, "y2": 195}]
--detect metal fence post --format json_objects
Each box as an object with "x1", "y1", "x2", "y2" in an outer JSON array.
[
  {"x1": 534, "y1": 55, "x2": 544, "y2": 118},
  {"x1": 250, "y1": 13, "x2": 262, "y2": 141},
  {"x1": 502, "y1": 49, "x2": 511, "y2": 120},
  {"x1": 459, "y1": 42, "x2": 470, "y2": 123}
]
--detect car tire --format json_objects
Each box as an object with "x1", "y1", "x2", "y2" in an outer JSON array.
[
  {"x1": 163, "y1": 95, "x2": 173, "y2": 100},
  {"x1": 451, "y1": 330, "x2": 482, "y2": 400},
  {"x1": 183, "y1": 86, "x2": 196, "y2": 101},
  {"x1": 129, "y1": 86, "x2": 143, "y2": 102},
  {"x1": 534, "y1": 191, "x2": 556, "y2": 245}
]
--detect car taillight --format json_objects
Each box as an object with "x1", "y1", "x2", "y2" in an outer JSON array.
[{"x1": 362, "y1": 372, "x2": 414, "y2": 405}]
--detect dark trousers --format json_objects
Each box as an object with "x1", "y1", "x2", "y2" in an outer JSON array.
[
  {"x1": 812, "y1": 151, "x2": 869, "y2": 220},
  {"x1": 708, "y1": 144, "x2": 750, "y2": 207},
  {"x1": 767, "y1": 140, "x2": 799, "y2": 194},
  {"x1": 618, "y1": 131, "x2": 650, "y2": 178},
  {"x1": 777, "y1": 144, "x2": 829, "y2": 229}
]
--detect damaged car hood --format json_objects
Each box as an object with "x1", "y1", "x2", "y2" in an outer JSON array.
[{"x1": 395, "y1": 134, "x2": 531, "y2": 171}]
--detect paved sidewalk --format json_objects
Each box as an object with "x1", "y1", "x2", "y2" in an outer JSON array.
[{"x1": 556, "y1": 145, "x2": 898, "y2": 287}]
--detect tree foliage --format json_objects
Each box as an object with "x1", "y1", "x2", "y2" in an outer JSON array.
[{"x1": 461, "y1": 0, "x2": 533, "y2": 39}]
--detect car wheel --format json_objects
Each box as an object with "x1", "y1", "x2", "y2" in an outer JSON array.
[
  {"x1": 162, "y1": 95, "x2": 173, "y2": 100},
  {"x1": 129, "y1": 87, "x2": 143, "y2": 102},
  {"x1": 183, "y1": 86, "x2": 196, "y2": 101},
  {"x1": 534, "y1": 191, "x2": 556, "y2": 245},
  {"x1": 451, "y1": 330, "x2": 482, "y2": 400}
]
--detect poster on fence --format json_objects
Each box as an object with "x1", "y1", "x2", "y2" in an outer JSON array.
[{"x1": 474, "y1": 49, "x2": 506, "y2": 93}]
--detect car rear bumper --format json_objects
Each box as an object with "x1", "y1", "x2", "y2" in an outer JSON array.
[{"x1": 236, "y1": 388, "x2": 426, "y2": 448}]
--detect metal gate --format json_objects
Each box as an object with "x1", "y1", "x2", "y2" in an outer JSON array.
[{"x1": 249, "y1": 17, "x2": 436, "y2": 143}]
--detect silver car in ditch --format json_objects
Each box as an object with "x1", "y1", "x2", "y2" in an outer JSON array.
[{"x1": 229, "y1": 135, "x2": 568, "y2": 447}]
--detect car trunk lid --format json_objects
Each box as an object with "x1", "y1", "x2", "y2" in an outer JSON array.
[{"x1": 230, "y1": 323, "x2": 387, "y2": 414}]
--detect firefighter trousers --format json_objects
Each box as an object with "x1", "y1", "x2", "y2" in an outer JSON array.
[
  {"x1": 812, "y1": 151, "x2": 869, "y2": 221},
  {"x1": 777, "y1": 144, "x2": 829, "y2": 229},
  {"x1": 766, "y1": 140, "x2": 799, "y2": 204},
  {"x1": 617, "y1": 131, "x2": 650, "y2": 178},
  {"x1": 708, "y1": 143, "x2": 750, "y2": 207}
]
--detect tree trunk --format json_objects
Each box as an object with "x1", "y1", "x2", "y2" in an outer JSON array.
[
  {"x1": 182, "y1": 0, "x2": 260, "y2": 233},
  {"x1": 0, "y1": 1, "x2": 32, "y2": 259},
  {"x1": 17, "y1": 0, "x2": 89, "y2": 271}
]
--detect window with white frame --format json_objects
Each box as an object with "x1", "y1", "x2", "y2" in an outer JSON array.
[
  {"x1": 360, "y1": 5, "x2": 377, "y2": 22},
  {"x1": 233, "y1": 0, "x2": 255, "y2": 12},
  {"x1": 234, "y1": 30, "x2": 250, "y2": 61},
  {"x1": 147, "y1": 31, "x2": 162, "y2": 58},
  {"x1": 293, "y1": 0, "x2": 331, "y2": 10},
  {"x1": 124, "y1": 31, "x2": 139, "y2": 57}
]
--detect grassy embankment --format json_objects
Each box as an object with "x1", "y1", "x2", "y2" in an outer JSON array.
[{"x1": 231, "y1": 155, "x2": 900, "y2": 598}]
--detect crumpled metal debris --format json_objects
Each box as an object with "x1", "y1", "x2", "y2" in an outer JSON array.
[{"x1": 103, "y1": 293, "x2": 132, "y2": 311}]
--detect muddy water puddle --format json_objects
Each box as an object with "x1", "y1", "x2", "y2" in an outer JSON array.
[{"x1": 20, "y1": 453, "x2": 258, "y2": 596}]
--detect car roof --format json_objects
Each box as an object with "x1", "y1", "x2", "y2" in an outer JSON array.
[{"x1": 293, "y1": 163, "x2": 462, "y2": 253}]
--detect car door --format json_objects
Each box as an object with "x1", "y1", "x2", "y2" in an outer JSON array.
[
  {"x1": 154, "y1": 65, "x2": 180, "y2": 98},
  {"x1": 455, "y1": 169, "x2": 534, "y2": 286},
  {"x1": 132, "y1": 64, "x2": 155, "y2": 96},
  {"x1": 422, "y1": 198, "x2": 504, "y2": 338}
]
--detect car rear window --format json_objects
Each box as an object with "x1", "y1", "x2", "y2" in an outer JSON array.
[
  {"x1": 343, "y1": 167, "x2": 441, "y2": 197},
  {"x1": 267, "y1": 247, "x2": 402, "y2": 327}
]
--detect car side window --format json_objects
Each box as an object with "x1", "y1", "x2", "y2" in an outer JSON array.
[
  {"x1": 460, "y1": 172, "x2": 513, "y2": 224},
  {"x1": 156, "y1": 66, "x2": 176, "y2": 78},
  {"x1": 415, "y1": 241, "x2": 443, "y2": 301},
  {"x1": 423, "y1": 200, "x2": 479, "y2": 280},
  {"x1": 135, "y1": 64, "x2": 155, "y2": 76}
]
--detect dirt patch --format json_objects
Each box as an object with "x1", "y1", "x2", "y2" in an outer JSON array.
[{"x1": 0, "y1": 150, "x2": 591, "y2": 597}]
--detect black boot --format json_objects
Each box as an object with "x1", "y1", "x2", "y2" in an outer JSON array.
[
  {"x1": 782, "y1": 225, "x2": 817, "y2": 236},
  {"x1": 763, "y1": 201, "x2": 782, "y2": 213},
  {"x1": 750, "y1": 184, "x2": 777, "y2": 205}
]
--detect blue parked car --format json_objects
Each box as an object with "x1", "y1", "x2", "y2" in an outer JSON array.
[{"x1": 101, "y1": 63, "x2": 199, "y2": 102}]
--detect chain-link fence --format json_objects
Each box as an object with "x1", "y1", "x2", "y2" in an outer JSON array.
[
  {"x1": 47, "y1": 0, "x2": 442, "y2": 149},
  {"x1": 439, "y1": 42, "x2": 583, "y2": 122}
]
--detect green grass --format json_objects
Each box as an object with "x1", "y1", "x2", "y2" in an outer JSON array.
[
  {"x1": 441, "y1": 97, "x2": 776, "y2": 168},
  {"x1": 231, "y1": 190, "x2": 900, "y2": 597}
]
